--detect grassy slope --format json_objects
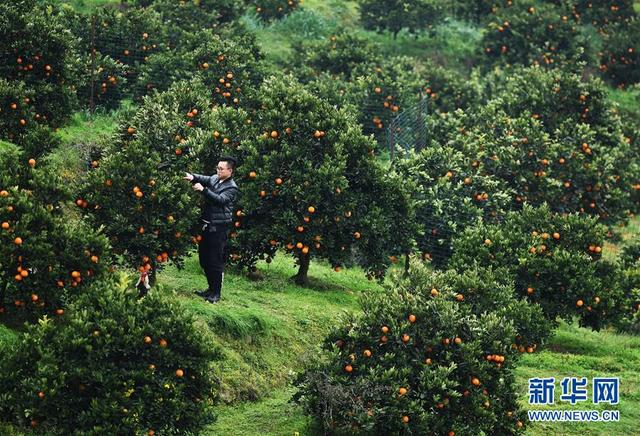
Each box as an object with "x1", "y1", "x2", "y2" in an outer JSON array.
[
  {"x1": 4, "y1": 1, "x2": 639, "y2": 434},
  {"x1": 158, "y1": 253, "x2": 382, "y2": 406}
]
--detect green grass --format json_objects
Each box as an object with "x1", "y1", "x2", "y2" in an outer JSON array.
[
  {"x1": 54, "y1": 0, "x2": 120, "y2": 13},
  {"x1": 250, "y1": 0, "x2": 482, "y2": 73},
  {"x1": 517, "y1": 322, "x2": 640, "y2": 435},
  {"x1": 158, "y1": 252, "x2": 381, "y2": 404},
  {"x1": 0, "y1": 323, "x2": 18, "y2": 351},
  {"x1": 604, "y1": 215, "x2": 640, "y2": 259},
  {"x1": 55, "y1": 101, "x2": 131, "y2": 146}
]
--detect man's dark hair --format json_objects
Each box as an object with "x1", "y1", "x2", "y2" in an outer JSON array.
[{"x1": 219, "y1": 156, "x2": 237, "y2": 171}]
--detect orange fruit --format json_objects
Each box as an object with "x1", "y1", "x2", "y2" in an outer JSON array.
[
  {"x1": 144, "y1": 336, "x2": 152, "y2": 344},
  {"x1": 398, "y1": 387, "x2": 407, "y2": 396},
  {"x1": 472, "y1": 377, "x2": 481, "y2": 386},
  {"x1": 28, "y1": 158, "x2": 36, "y2": 167},
  {"x1": 402, "y1": 416, "x2": 409, "y2": 424},
  {"x1": 14, "y1": 237, "x2": 22, "y2": 245},
  {"x1": 430, "y1": 288, "x2": 438, "y2": 297},
  {"x1": 308, "y1": 206, "x2": 315, "y2": 213},
  {"x1": 344, "y1": 364, "x2": 353, "y2": 373},
  {"x1": 1, "y1": 222, "x2": 9, "y2": 229},
  {"x1": 381, "y1": 326, "x2": 389, "y2": 334},
  {"x1": 175, "y1": 369, "x2": 184, "y2": 377},
  {"x1": 363, "y1": 349, "x2": 372, "y2": 357},
  {"x1": 408, "y1": 314, "x2": 416, "y2": 323}
]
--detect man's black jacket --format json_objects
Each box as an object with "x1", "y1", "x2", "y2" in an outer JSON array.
[{"x1": 191, "y1": 174, "x2": 239, "y2": 225}]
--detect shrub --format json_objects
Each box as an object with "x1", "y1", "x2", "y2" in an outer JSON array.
[
  {"x1": 0, "y1": 141, "x2": 110, "y2": 322},
  {"x1": 418, "y1": 64, "x2": 482, "y2": 113},
  {"x1": 358, "y1": 0, "x2": 445, "y2": 38},
  {"x1": 78, "y1": 53, "x2": 131, "y2": 111},
  {"x1": 351, "y1": 56, "x2": 424, "y2": 146},
  {"x1": 394, "y1": 143, "x2": 513, "y2": 266},
  {"x1": 0, "y1": 277, "x2": 220, "y2": 434},
  {"x1": 205, "y1": 76, "x2": 417, "y2": 283},
  {"x1": 481, "y1": 1, "x2": 588, "y2": 69},
  {"x1": 613, "y1": 240, "x2": 640, "y2": 334},
  {"x1": 79, "y1": 79, "x2": 211, "y2": 285},
  {"x1": 452, "y1": 66, "x2": 638, "y2": 224},
  {"x1": 449, "y1": 204, "x2": 624, "y2": 330},
  {"x1": 135, "y1": 29, "x2": 265, "y2": 107},
  {"x1": 294, "y1": 262, "x2": 529, "y2": 434},
  {"x1": 0, "y1": 0, "x2": 78, "y2": 127},
  {"x1": 292, "y1": 32, "x2": 379, "y2": 78},
  {"x1": 600, "y1": 18, "x2": 640, "y2": 86},
  {"x1": 563, "y1": 0, "x2": 637, "y2": 29},
  {"x1": 250, "y1": 0, "x2": 303, "y2": 22}
]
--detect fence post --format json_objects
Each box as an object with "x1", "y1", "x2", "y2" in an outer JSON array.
[
  {"x1": 389, "y1": 119, "x2": 395, "y2": 161},
  {"x1": 90, "y1": 14, "x2": 96, "y2": 115}
]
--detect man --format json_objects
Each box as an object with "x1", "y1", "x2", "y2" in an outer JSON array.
[{"x1": 184, "y1": 157, "x2": 239, "y2": 303}]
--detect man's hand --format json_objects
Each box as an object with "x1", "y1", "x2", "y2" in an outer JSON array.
[
  {"x1": 192, "y1": 183, "x2": 204, "y2": 192},
  {"x1": 184, "y1": 172, "x2": 194, "y2": 182}
]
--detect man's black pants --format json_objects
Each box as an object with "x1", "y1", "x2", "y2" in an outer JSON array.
[{"x1": 198, "y1": 223, "x2": 229, "y2": 299}]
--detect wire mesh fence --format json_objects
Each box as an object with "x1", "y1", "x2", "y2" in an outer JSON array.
[{"x1": 386, "y1": 93, "x2": 429, "y2": 160}]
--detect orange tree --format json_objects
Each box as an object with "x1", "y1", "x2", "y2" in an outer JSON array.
[
  {"x1": 453, "y1": 0, "x2": 507, "y2": 23},
  {"x1": 292, "y1": 31, "x2": 379, "y2": 78},
  {"x1": 358, "y1": 0, "x2": 444, "y2": 38},
  {"x1": 202, "y1": 76, "x2": 417, "y2": 284},
  {"x1": 0, "y1": 141, "x2": 110, "y2": 323},
  {"x1": 448, "y1": 203, "x2": 625, "y2": 331},
  {"x1": 0, "y1": 277, "x2": 220, "y2": 434},
  {"x1": 250, "y1": 0, "x2": 302, "y2": 21},
  {"x1": 137, "y1": 28, "x2": 265, "y2": 106},
  {"x1": 393, "y1": 143, "x2": 513, "y2": 267},
  {"x1": 433, "y1": 66, "x2": 637, "y2": 226},
  {"x1": 481, "y1": 1, "x2": 588, "y2": 69},
  {"x1": 350, "y1": 56, "x2": 424, "y2": 147},
  {"x1": 134, "y1": 0, "x2": 242, "y2": 25},
  {"x1": 47, "y1": 5, "x2": 130, "y2": 111},
  {"x1": 600, "y1": 18, "x2": 640, "y2": 86},
  {"x1": 0, "y1": 78, "x2": 65, "y2": 160},
  {"x1": 560, "y1": 0, "x2": 637, "y2": 29},
  {"x1": 294, "y1": 261, "x2": 533, "y2": 434},
  {"x1": 486, "y1": 66, "x2": 637, "y2": 224},
  {"x1": 78, "y1": 79, "x2": 215, "y2": 288},
  {"x1": 87, "y1": 6, "x2": 167, "y2": 100},
  {"x1": 613, "y1": 240, "x2": 640, "y2": 334},
  {"x1": 0, "y1": 0, "x2": 78, "y2": 128}
]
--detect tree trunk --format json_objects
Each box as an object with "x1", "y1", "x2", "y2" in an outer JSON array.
[
  {"x1": 148, "y1": 268, "x2": 157, "y2": 287},
  {"x1": 293, "y1": 254, "x2": 311, "y2": 286},
  {"x1": 404, "y1": 253, "x2": 411, "y2": 276},
  {"x1": 247, "y1": 265, "x2": 265, "y2": 281}
]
